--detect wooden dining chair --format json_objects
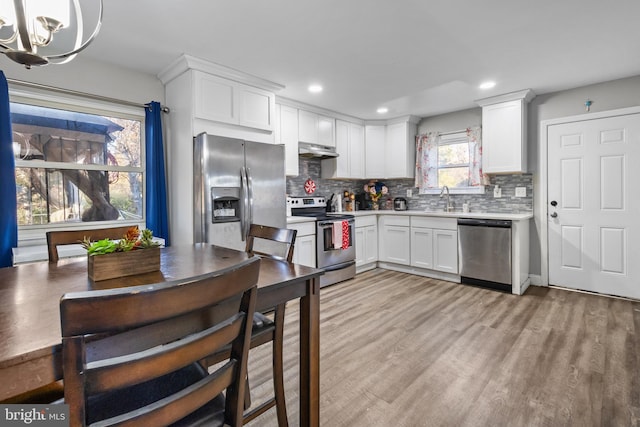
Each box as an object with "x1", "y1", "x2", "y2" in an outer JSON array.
[
  {"x1": 243, "y1": 224, "x2": 297, "y2": 426},
  {"x1": 46, "y1": 225, "x2": 133, "y2": 262},
  {"x1": 60, "y1": 256, "x2": 260, "y2": 427}
]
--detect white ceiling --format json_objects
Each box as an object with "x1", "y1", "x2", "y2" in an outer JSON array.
[{"x1": 81, "y1": 0, "x2": 640, "y2": 120}]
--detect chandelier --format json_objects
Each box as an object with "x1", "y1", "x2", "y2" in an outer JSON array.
[{"x1": 0, "y1": 0, "x2": 103, "y2": 69}]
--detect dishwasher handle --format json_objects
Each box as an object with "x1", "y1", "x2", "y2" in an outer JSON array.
[{"x1": 457, "y1": 218, "x2": 512, "y2": 228}]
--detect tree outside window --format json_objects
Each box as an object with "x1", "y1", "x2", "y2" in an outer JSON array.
[{"x1": 12, "y1": 102, "x2": 144, "y2": 226}]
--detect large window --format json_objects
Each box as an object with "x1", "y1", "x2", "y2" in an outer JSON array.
[
  {"x1": 437, "y1": 134, "x2": 471, "y2": 188},
  {"x1": 10, "y1": 96, "x2": 145, "y2": 228},
  {"x1": 416, "y1": 129, "x2": 485, "y2": 195}
]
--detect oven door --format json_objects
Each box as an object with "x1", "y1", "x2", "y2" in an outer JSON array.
[{"x1": 316, "y1": 219, "x2": 355, "y2": 269}]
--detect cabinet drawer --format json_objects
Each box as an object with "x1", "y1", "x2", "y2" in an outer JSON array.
[
  {"x1": 287, "y1": 221, "x2": 315, "y2": 236},
  {"x1": 379, "y1": 215, "x2": 410, "y2": 227},
  {"x1": 355, "y1": 215, "x2": 377, "y2": 228},
  {"x1": 411, "y1": 216, "x2": 457, "y2": 230}
]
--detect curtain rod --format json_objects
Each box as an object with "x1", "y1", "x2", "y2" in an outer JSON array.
[
  {"x1": 6, "y1": 78, "x2": 170, "y2": 113},
  {"x1": 439, "y1": 128, "x2": 469, "y2": 136}
]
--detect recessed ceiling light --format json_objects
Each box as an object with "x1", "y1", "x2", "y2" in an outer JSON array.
[
  {"x1": 376, "y1": 107, "x2": 389, "y2": 114},
  {"x1": 479, "y1": 81, "x2": 496, "y2": 90},
  {"x1": 308, "y1": 84, "x2": 323, "y2": 93}
]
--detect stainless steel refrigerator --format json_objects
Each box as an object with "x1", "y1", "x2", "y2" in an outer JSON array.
[{"x1": 193, "y1": 133, "x2": 286, "y2": 252}]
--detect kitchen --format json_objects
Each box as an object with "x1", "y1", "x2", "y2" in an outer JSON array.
[{"x1": 1, "y1": 1, "x2": 640, "y2": 425}]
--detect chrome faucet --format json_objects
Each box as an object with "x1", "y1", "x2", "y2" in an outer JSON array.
[{"x1": 439, "y1": 186, "x2": 453, "y2": 212}]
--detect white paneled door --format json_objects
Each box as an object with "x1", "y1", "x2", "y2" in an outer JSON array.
[{"x1": 548, "y1": 112, "x2": 640, "y2": 299}]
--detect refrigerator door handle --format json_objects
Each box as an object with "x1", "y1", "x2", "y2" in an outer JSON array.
[
  {"x1": 240, "y1": 166, "x2": 249, "y2": 241},
  {"x1": 246, "y1": 167, "x2": 254, "y2": 229}
]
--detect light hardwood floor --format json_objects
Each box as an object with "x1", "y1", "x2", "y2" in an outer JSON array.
[{"x1": 246, "y1": 269, "x2": 640, "y2": 427}]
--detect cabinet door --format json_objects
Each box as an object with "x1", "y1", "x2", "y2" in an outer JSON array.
[
  {"x1": 279, "y1": 105, "x2": 299, "y2": 176},
  {"x1": 194, "y1": 72, "x2": 237, "y2": 124},
  {"x1": 365, "y1": 125, "x2": 386, "y2": 178},
  {"x1": 298, "y1": 110, "x2": 318, "y2": 144},
  {"x1": 349, "y1": 123, "x2": 365, "y2": 178},
  {"x1": 293, "y1": 234, "x2": 316, "y2": 267},
  {"x1": 354, "y1": 227, "x2": 366, "y2": 267},
  {"x1": 385, "y1": 122, "x2": 415, "y2": 178},
  {"x1": 238, "y1": 86, "x2": 274, "y2": 131},
  {"x1": 380, "y1": 225, "x2": 410, "y2": 265},
  {"x1": 318, "y1": 115, "x2": 335, "y2": 147},
  {"x1": 433, "y1": 229, "x2": 458, "y2": 273},
  {"x1": 364, "y1": 225, "x2": 378, "y2": 264},
  {"x1": 334, "y1": 120, "x2": 350, "y2": 177},
  {"x1": 410, "y1": 227, "x2": 433, "y2": 269},
  {"x1": 482, "y1": 100, "x2": 525, "y2": 173}
]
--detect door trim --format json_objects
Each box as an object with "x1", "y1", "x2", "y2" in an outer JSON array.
[{"x1": 538, "y1": 106, "x2": 640, "y2": 287}]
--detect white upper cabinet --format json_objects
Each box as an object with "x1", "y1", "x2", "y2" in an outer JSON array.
[
  {"x1": 322, "y1": 120, "x2": 364, "y2": 179},
  {"x1": 299, "y1": 110, "x2": 335, "y2": 147},
  {"x1": 276, "y1": 104, "x2": 300, "y2": 176},
  {"x1": 194, "y1": 72, "x2": 236, "y2": 124},
  {"x1": 238, "y1": 85, "x2": 275, "y2": 130},
  {"x1": 193, "y1": 70, "x2": 276, "y2": 132},
  {"x1": 364, "y1": 118, "x2": 417, "y2": 179},
  {"x1": 365, "y1": 125, "x2": 385, "y2": 178},
  {"x1": 384, "y1": 120, "x2": 417, "y2": 178},
  {"x1": 477, "y1": 89, "x2": 535, "y2": 174},
  {"x1": 298, "y1": 109, "x2": 318, "y2": 144},
  {"x1": 318, "y1": 115, "x2": 335, "y2": 147}
]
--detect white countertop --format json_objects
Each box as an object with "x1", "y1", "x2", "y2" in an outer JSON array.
[
  {"x1": 287, "y1": 210, "x2": 533, "y2": 224},
  {"x1": 333, "y1": 210, "x2": 533, "y2": 221},
  {"x1": 286, "y1": 216, "x2": 317, "y2": 224}
]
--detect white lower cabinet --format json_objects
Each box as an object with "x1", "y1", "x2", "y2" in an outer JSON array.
[
  {"x1": 433, "y1": 229, "x2": 458, "y2": 274},
  {"x1": 409, "y1": 217, "x2": 458, "y2": 274},
  {"x1": 378, "y1": 216, "x2": 410, "y2": 266},
  {"x1": 410, "y1": 227, "x2": 433, "y2": 269},
  {"x1": 288, "y1": 221, "x2": 316, "y2": 267},
  {"x1": 355, "y1": 215, "x2": 378, "y2": 272}
]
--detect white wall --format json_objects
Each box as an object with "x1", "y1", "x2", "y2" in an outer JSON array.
[
  {"x1": 2, "y1": 55, "x2": 164, "y2": 104},
  {"x1": 417, "y1": 108, "x2": 481, "y2": 134},
  {"x1": 528, "y1": 74, "x2": 640, "y2": 276},
  {"x1": 417, "y1": 74, "x2": 640, "y2": 279}
]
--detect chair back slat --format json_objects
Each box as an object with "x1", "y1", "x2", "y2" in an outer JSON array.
[
  {"x1": 46, "y1": 226, "x2": 133, "y2": 262},
  {"x1": 245, "y1": 224, "x2": 297, "y2": 262},
  {"x1": 61, "y1": 256, "x2": 260, "y2": 427},
  {"x1": 85, "y1": 314, "x2": 244, "y2": 394}
]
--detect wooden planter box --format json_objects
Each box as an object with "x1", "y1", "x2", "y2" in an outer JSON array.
[{"x1": 88, "y1": 247, "x2": 161, "y2": 281}]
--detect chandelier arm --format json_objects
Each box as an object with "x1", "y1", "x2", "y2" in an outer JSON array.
[
  {"x1": 0, "y1": 40, "x2": 16, "y2": 50},
  {"x1": 46, "y1": 0, "x2": 103, "y2": 61},
  {"x1": 13, "y1": 0, "x2": 34, "y2": 53},
  {"x1": 0, "y1": 30, "x2": 18, "y2": 46},
  {"x1": 13, "y1": 0, "x2": 33, "y2": 52}
]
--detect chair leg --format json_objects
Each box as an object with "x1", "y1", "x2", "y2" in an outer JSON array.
[
  {"x1": 272, "y1": 303, "x2": 289, "y2": 427},
  {"x1": 244, "y1": 376, "x2": 252, "y2": 410}
]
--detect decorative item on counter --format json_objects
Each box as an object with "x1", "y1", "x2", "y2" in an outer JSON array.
[
  {"x1": 304, "y1": 178, "x2": 316, "y2": 194},
  {"x1": 363, "y1": 180, "x2": 388, "y2": 210},
  {"x1": 385, "y1": 198, "x2": 393, "y2": 210},
  {"x1": 82, "y1": 226, "x2": 161, "y2": 281},
  {"x1": 345, "y1": 192, "x2": 355, "y2": 211}
]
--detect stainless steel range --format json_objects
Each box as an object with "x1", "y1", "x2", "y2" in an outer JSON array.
[{"x1": 289, "y1": 196, "x2": 355, "y2": 288}]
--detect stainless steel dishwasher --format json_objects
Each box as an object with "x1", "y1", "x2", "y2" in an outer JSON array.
[{"x1": 458, "y1": 218, "x2": 512, "y2": 292}]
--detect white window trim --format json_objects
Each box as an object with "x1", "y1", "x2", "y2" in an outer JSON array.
[
  {"x1": 9, "y1": 88, "x2": 146, "y2": 246},
  {"x1": 423, "y1": 132, "x2": 485, "y2": 195}
]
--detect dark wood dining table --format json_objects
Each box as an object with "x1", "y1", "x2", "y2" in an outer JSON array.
[{"x1": 0, "y1": 244, "x2": 322, "y2": 427}]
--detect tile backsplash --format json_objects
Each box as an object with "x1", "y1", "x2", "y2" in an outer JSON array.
[{"x1": 287, "y1": 158, "x2": 533, "y2": 213}]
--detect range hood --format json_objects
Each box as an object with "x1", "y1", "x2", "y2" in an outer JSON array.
[{"x1": 298, "y1": 142, "x2": 339, "y2": 159}]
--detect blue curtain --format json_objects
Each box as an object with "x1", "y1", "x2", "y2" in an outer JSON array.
[
  {"x1": 145, "y1": 101, "x2": 170, "y2": 246},
  {"x1": 0, "y1": 71, "x2": 17, "y2": 267}
]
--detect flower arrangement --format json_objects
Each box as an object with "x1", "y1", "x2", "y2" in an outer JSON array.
[
  {"x1": 82, "y1": 226, "x2": 160, "y2": 256},
  {"x1": 363, "y1": 180, "x2": 388, "y2": 203}
]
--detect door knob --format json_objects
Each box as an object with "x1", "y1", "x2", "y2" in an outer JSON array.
[
  {"x1": 550, "y1": 212, "x2": 558, "y2": 218},
  {"x1": 550, "y1": 200, "x2": 557, "y2": 207}
]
